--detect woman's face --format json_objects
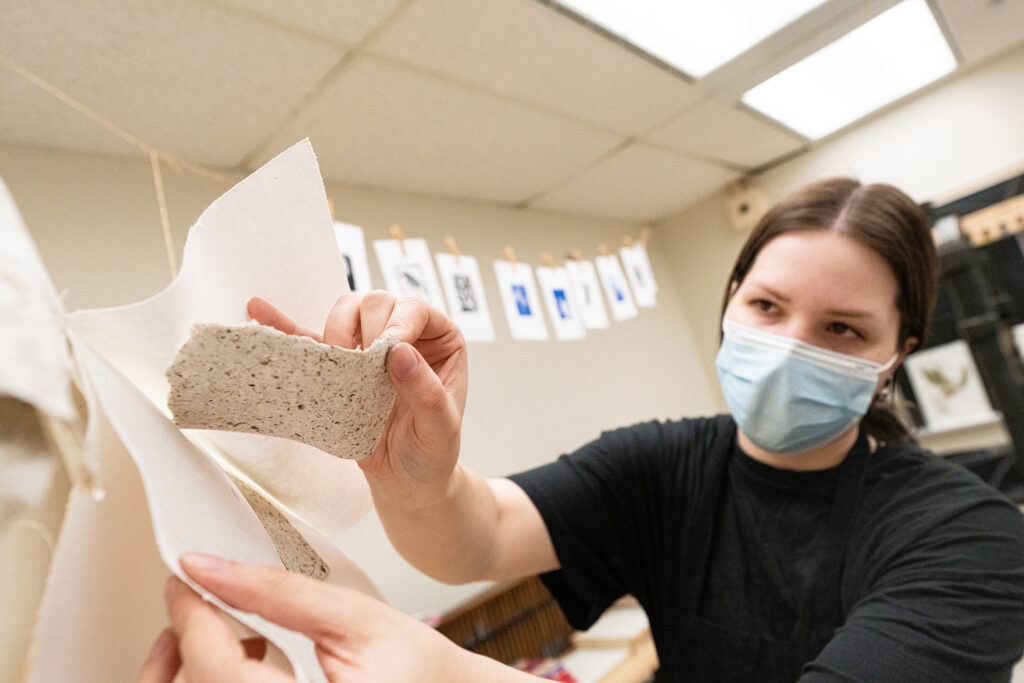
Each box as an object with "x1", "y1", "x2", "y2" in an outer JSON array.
[{"x1": 724, "y1": 229, "x2": 906, "y2": 365}]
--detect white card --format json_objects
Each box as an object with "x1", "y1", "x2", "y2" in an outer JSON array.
[
  {"x1": 595, "y1": 254, "x2": 638, "y2": 321},
  {"x1": 620, "y1": 243, "x2": 657, "y2": 308},
  {"x1": 535, "y1": 266, "x2": 585, "y2": 341},
  {"x1": 905, "y1": 339, "x2": 997, "y2": 432},
  {"x1": 435, "y1": 253, "x2": 495, "y2": 343},
  {"x1": 564, "y1": 259, "x2": 609, "y2": 330},
  {"x1": 333, "y1": 222, "x2": 373, "y2": 294},
  {"x1": 493, "y1": 260, "x2": 548, "y2": 341},
  {"x1": 373, "y1": 238, "x2": 447, "y2": 314}
]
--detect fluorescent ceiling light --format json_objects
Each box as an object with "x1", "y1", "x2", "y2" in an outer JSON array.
[
  {"x1": 742, "y1": 0, "x2": 957, "y2": 140},
  {"x1": 555, "y1": 0, "x2": 829, "y2": 78}
]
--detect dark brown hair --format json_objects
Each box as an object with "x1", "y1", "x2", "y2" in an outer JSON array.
[{"x1": 722, "y1": 177, "x2": 939, "y2": 443}]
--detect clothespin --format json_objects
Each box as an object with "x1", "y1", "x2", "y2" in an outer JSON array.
[
  {"x1": 598, "y1": 243, "x2": 611, "y2": 257},
  {"x1": 390, "y1": 224, "x2": 406, "y2": 256},
  {"x1": 327, "y1": 198, "x2": 335, "y2": 221},
  {"x1": 444, "y1": 235, "x2": 461, "y2": 265},
  {"x1": 622, "y1": 234, "x2": 635, "y2": 248},
  {"x1": 638, "y1": 227, "x2": 651, "y2": 245},
  {"x1": 503, "y1": 245, "x2": 518, "y2": 265},
  {"x1": 540, "y1": 251, "x2": 556, "y2": 268},
  {"x1": 569, "y1": 248, "x2": 583, "y2": 262}
]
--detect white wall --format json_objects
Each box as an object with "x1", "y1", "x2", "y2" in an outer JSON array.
[
  {"x1": 0, "y1": 142, "x2": 719, "y2": 614},
  {"x1": 660, "y1": 44, "x2": 1024, "y2": 408}
]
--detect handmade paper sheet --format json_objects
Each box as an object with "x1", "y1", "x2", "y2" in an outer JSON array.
[
  {"x1": 334, "y1": 221, "x2": 374, "y2": 293},
  {"x1": 535, "y1": 265, "x2": 585, "y2": 341},
  {"x1": 24, "y1": 141, "x2": 388, "y2": 683},
  {"x1": 595, "y1": 253, "x2": 638, "y2": 322},
  {"x1": 373, "y1": 237, "x2": 448, "y2": 313},
  {"x1": 619, "y1": 242, "x2": 657, "y2": 308},
  {"x1": 564, "y1": 259, "x2": 610, "y2": 330},
  {"x1": 435, "y1": 252, "x2": 495, "y2": 343},
  {"x1": 494, "y1": 260, "x2": 549, "y2": 341}
]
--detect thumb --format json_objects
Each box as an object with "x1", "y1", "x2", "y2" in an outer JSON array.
[{"x1": 387, "y1": 343, "x2": 457, "y2": 432}]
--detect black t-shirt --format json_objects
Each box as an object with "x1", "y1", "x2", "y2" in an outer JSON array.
[{"x1": 507, "y1": 415, "x2": 1024, "y2": 682}]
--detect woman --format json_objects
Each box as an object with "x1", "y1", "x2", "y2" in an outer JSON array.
[{"x1": 140, "y1": 178, "x2": 1024, "y2": 682}]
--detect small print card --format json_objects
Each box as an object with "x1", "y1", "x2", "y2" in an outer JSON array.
[
  {"x1": 619, "y1": 243, "x2": 657, "y2": 308},
  {"x1": 595, "y1": 254, "x2": 638, "y2": 322},
  {"x1": 493, "y1": 260, "x2": 548, "y2": 340},
  {"x1": 373, "y1": 238, "x2": 447, "y2": 314},
  {"x1": 435, "y1": 252, "x2": 495, "y2": 343},
  {"x1": 333, "y1": 221, "x2": 373, "y2": 294},
  {"x1": 535, "y1": 266, "x2": 585, "y2": 341},
  {"x1": 564, "y1": 259, "x2": 609, "y2": 330},
  {"x1": 905, "y1": 339, "x2": 996, "y2": 431}
]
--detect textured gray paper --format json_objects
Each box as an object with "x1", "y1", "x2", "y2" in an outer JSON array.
[
  {"x1": 230, "y1": 476, "x2": 328, "y2": 580},
  {"x1": 167, "y1": 323, "x2": 398, "y2": 461}
]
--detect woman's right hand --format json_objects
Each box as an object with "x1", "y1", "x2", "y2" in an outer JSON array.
[{"x1": 248, "y1": 292, "x2": 468, "y2": 510}]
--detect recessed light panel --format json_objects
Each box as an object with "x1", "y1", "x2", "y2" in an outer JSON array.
[
  {"x1": 742, "y1": 0, "x2": 957, "y2": 140},
  {"x1": 555, "y1": 0, "x2": 828, "y2": 77}
]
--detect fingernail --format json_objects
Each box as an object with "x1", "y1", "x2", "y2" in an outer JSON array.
[
  {"x1": 389, "y1": 343, "x2": 418, "y2": 381},
  {"x1": 180, "y1": 552, "x2": 229, "y2": 574}
]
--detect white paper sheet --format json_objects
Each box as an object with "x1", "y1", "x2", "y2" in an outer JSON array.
[
  {"x1": 373, "y1": 238, "x2": 448, "y2": 313},
  {"x1": 334, "y1": 221, "x2": 374, "y2": 293},
  {"x1": 29, "y1": 141, "x2": 390, "y2": 681},
  {"x1": 66, "y1": 141, "x2": 371, "y2": 536},
  {"x1": 493, "y1": 260, "x2": 549, "y2": 341},
  {"x1": 595, "y1": 254, "x2": 638, "y2": 322},
  {"x1": 435, "y1": 252, "x2": 495, "y2": 343},
  {"x1": 905, "y1": 339, "x2": 996, "y2": 432},
  {"x1": 564, "y1": 259, "x2": 609, "y2": 330},
  {"x1": 535, "y1": 265, "x2": 586, "y2": 341},
  {"x1": 0, "y1": 176, "x2": 74, "y2": 421},
  {"x1": 619, "y1": 243, "x2": 657, "y2": 308}
]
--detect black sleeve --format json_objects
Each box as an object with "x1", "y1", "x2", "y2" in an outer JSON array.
[
  {"x1": 800, "y1": 478, "x2": 1024, "y2": 682},
  {"x1": 507, "y1": 419, "x2": 699, "y2": 631}
]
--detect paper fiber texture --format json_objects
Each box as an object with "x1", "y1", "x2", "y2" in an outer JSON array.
[{"x1": 168, "y1": 323, "x2": 397, "y2": 461}]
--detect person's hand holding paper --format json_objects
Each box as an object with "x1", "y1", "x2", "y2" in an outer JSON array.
[{"x1": 247, "y1": 290, "x2": 468, "y2": 508}]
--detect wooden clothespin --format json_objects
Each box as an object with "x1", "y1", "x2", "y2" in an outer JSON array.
[
  {"x1": 503, "y1": 245, "x2": 518, "y2": 265},
  {"x1": 638, "y1": 227, "x2": 651, "y2": 245},
  {"x1": 569, "y1": 248, "x2": 583, "y2": 262},
  {"x1": 444, "y1": 235, "x2": 461, "y2": 264},
  {"x1": 390, "y1": 224, "x2": 406, "y2": 256},
  {"x1": 598, "y1": 243, "x2": 611, "y2": 257},
  {"x1": 327, "y1": 198, "x2": 335, "y2": 221},
  {"x1": 540, "y1": 251, "x2": 556, "y2": 268},
  {"x1": 622, "y1": 234, "x2": 635, "y2": 248}
]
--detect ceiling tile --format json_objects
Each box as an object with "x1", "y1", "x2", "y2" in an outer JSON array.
[
  {"x1": 0, "y1": 0, "x2": 344, "y2": 166},
  {"x1": 531, "y1": 143, "x2": 739, "y2": 222},
  {"x1": 251, "y1": 57, "x2": 625, "y2": 204},
  {"x1": 934, "y1": 0, "x2": 1024, "y2": 65},
  {"x1": 365, "y1": 0, "x2": 702, "y2": 135},
  {"x1": 647, "y1": 97, "x2": 806, "y2": 169},
  {"x1": 212, "y1": 0, "x2": 403, "y2": 45}
]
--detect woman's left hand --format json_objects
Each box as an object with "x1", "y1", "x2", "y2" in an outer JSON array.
[{"x1": 137, "y1": 553, "x2": 473, "y2": 683}]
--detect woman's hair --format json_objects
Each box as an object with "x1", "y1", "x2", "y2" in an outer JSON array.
[{"x1": 721, "y1": 177, "x2": 939, "y2": 443}]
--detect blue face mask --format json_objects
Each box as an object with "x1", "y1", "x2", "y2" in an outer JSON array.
[{"x1": 715, "y1": 319, "x2": 898, "y2": 454}]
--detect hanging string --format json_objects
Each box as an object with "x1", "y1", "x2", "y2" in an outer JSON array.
[
  {"x1": 149, "y1": 151, "x2": 177, "y2": 277},
  {"x1": 0, "y1": 50, "x2": 238, "y2": 278}
]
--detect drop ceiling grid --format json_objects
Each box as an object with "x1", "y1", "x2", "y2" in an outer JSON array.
[
  {"x1": 933, "y1": 0, "x2": 1024, "y2": 65},
  {"x1": 0, "y1": 0, "x2": 347, "y2": 166},
  {"x1": 251, "y1": 56, "x2": 630, "y2": 204},
  {"x1": 208, "y1": 0, "x2": 406, "y2": 46},
  {"x1": 364, "y1": 0, "x2": 704, "y2": 137},
  {"x1": 530, "y1": 142, "x2": 740, "y2": 222},
  {"x1": 645, "y1": 96, "x2": 807, "y2": 169}
]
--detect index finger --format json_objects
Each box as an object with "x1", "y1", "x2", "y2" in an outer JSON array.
[
  {"x1": 247, "y1": 298, "x2": 323, "y2": 342},
  {"x1": 165, "y1": 576, "x2": 288, "y2": 682},
  {"x1": 382, "y1": 297, "x2": 463, "y2": 353}
]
